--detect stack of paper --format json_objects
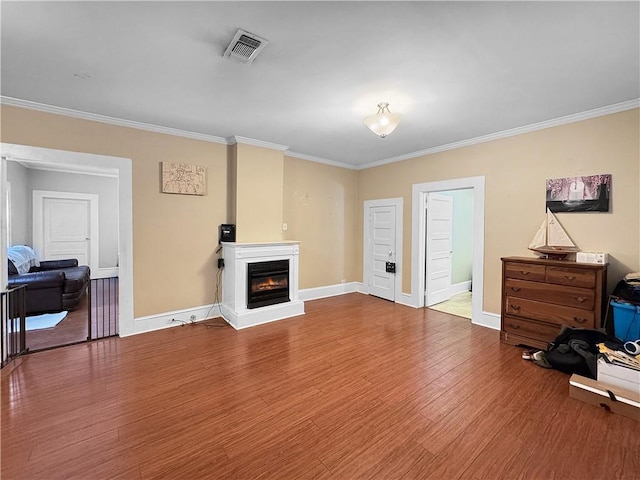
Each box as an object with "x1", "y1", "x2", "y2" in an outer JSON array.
[
  {"x1": 596, "y1": 343, "x2": 640, "y2": 391},
  {"x1": 597, "y1": 343, "x2": 640, "y2": 370}
]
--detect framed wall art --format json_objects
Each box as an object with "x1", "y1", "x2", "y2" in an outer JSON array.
[
  {"x1": 546, "y1": 174, "x2": 611, "y2": 213},
  {"x1": 161, "y1": 162, "x2": 206, "y2": 196}
]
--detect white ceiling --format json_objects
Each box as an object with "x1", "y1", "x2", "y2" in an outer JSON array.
[{"x1": 1, "y1": 1, "x2": 639, "y2": 168}]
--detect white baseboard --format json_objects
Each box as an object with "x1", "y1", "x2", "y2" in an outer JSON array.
[
  {"x1": 127, "y1": 303, "x2": 219, "y2": 337},
  {"x1": 92, "y1": 267, "x2": 119, "y2": 279},
  {"x1": 125, "y1": 286, "x2": 499, "y2": 337},
  {"x1": 299, "y1": 281, "x2": 362, "y2": 301},
  {"x1": 450, "y1": 280, "x2": 472, "y2": 296},
  {"x1": 221, "y1": 300, "x2": 305, "y2": 330},
  {"x1": 396, "y1": 292, "x2": 418, "y2": 308},
  {"x1": 126, "y1": 281, "x2": 363, "y2": 337},
  {"x1": 473, "y1": 311, "x2": 501, "y2": 330}
]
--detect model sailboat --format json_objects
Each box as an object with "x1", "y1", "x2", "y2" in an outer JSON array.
[{"x1": 529, "y1": 208, "x2": 580, "y2": 259}]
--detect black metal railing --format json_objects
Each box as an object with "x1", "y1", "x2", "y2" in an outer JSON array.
[
  {"x1": 91, "y1": 277, "x2": 119, "y2": 340},
  {"x1": 1, "y1": 285, "x2": 28, "y2": 368}
]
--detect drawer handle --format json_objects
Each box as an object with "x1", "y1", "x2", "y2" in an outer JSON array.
[
  {"x1": 520, "y1": 271, "x2": 530, "y2": 275},
  {"x1": 509, "y1": 304, "x2": 521, "y2": 311},
  {"x1": 565, "y1": 275, "x2": 576, "y2": 280},
  {"x1": 574, "y1": 296, "x2": 587, "y2": 303},
  {"x1": 508, "y1": 323, "x2": 520, "y2": 329},
  {"x1": 573, "y1": 317, "x2": 587, "y2": 324},
  {"x1": 510, "y1": 287, "x2": 521, "y2": 292}
]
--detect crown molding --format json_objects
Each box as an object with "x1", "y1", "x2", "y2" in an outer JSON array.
[
  {"x1": 16, "y1": 160, "x2": 118, "y2": 178},
  {"x1": 285, "y1": 150, "x2": 356, "y2": 170},
  {"x1": 226, "y1": 135, "x2": 289, "y2": 152},
  {"x1": 0, "y1": 96, "x2": 229, "y2": 145},
  {"x1": 3, "y1": 95, "x2": 637, "y2": 171},
  {"x1": 357, "y1": 98, "x2": 640, "y2": 170}
]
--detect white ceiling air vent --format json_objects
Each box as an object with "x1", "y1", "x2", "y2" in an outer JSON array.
[{"x1": 223, "y1": 29, "x2": 268, "y2": 65}]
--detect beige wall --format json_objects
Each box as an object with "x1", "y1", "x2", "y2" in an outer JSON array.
[
  {"x1": 283, "y1": 157, "x2": 359, "y2": 289},
  {"x1": 2, "y1": 104, "x2": 638, "y2": 322},
  {"x1": 226, "y1": 143, "x2": 237, "y2": 224},
  {"x1": 1, "y1": 105, "x2": 228, "y2": 317},
  {"x1": 358, "y1": 109, "x2": 640, "y2": 313},
  {"x1": 232, "y1": 143, "x2": 284, "y2": 242}
]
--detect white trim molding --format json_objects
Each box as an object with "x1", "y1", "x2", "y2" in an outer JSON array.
[
  {"x1": 450, "y1": 281, "x2": 472, "y2": 297},
  {"x1": 395, "y1": 292, "x2": 416, "y2": 308},
  {"x1": 1, "y1": 143, "x2": 134, "y2": 337},
  {"x1": 226, "y1": 135, "x2": 289, "y2": 151},
  {"x1": 127, "y1": 290, "x2": 499, "y2": 337},
  {"x1": 95, "y1": 267, "x2": 119, "y2": 279},
  {"x1": 357, "y1": 99, "x2": 640, "y2": 170},
  {"x1": 0, "y1": 96, "x2": 228, "y2": 145},
  {"x1": 17, "y1": 160, "x2": 118, "y2": 178},
  {"x1": 131, "y1": 304, "x2": 219, "y2": 337},
  {"x1": 131, "y1": 283, "x2": 366, "y2": 337},
  {"x1": 286, "y1": 150, "x2": 357, "y2": 170},
  {"x1": 298, "y1": 281, "x2": 362, "y2": 301},
  {"x1": 477, "y1": 311, "x2": 501, "y2": 331},
  {"x1": 411, "y1": 176, "x2": 486, "y2": 329},
  {"x1": 3, "y1": 95, "x2": 637, "y2": 172}
]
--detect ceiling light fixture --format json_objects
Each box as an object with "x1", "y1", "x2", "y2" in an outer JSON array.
[{"x1": 363, "y1": 102, "x2": 403, "y2": 138}]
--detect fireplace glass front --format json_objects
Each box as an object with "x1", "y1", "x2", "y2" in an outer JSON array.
[{"x1": 247, "y1": 260, "x2": 290, "y2": 309}]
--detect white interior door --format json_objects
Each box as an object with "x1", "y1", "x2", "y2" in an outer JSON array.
[
  {"x1": 44, "y1": 198, "x2": 90, "y2": 263},
  {"x1": 33, "y1": 191, "x2": 99, "y2": 272},
  {"x1": 425, "y1": 192, "x2": 453, "y2": 306},
  {"x1": 368, "y1": 205, "x2": 396, "y2": 301}
]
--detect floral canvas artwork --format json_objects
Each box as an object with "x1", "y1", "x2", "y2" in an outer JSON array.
[
  {"x1": 546, "y1": 174, "x2": 611, "y2": 212},
  {"x1": 161, "y1": 162, "x2": 206, "y2": 195}
]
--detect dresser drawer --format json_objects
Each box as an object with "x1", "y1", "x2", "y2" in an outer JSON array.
[
  {"x1": 504, "y1": 278, "x2": 595, "y2": 310},
  {"x1": 546, "y1": 266, "x2": 596, "y2": 288},
  {"x1": 501, "y1": 257, "x2": 606, "y2": 348},
  {"x1": 502, "y1": 316, "x2": 560, "y2": 344},
  {"x1": 505, "y1": 297, "x2": 594, "y2": 327},
  {"x1": 504, "y1": 262, "x2": 546, "y2": 282}
]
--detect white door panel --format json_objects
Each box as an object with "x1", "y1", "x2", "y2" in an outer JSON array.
[
  {"x1": 368, "y1": 205, "x2": 396, "y2": 301},
  {"x1": 44, "y1": 198, "x2": 90, "y2": 264},
  {"x1": 426, "y1": 193, "x2": 453, "y2": 306},
  {"x1": 33, "y1": 191, "x2": 99, "y2": 274}
]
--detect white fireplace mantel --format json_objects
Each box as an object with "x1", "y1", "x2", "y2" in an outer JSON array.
[{"x1": 220, "y1": 241, "x2": 305, "y2": 329}]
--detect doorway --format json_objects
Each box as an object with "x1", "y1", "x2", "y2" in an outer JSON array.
[
  {"x1": 410, "y1": 176, "x2": 486, "y2": 326},
  {"x1": 424, "y1": 192, "x2": 454, "y2": 307},
  {"x1": 33, "y1": 190, "x2": 99, "y2": 271},
  {"x1": 5, "y1": 161, "x2": 119, "y2": 350},
  {"x1": 1, "y1": 143, "x2": 134, "y2": 345},
  {"x1": 363, "y1": 198, "x2": 403, "y2": 302}
]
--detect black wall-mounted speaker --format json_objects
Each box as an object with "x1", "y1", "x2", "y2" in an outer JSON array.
[{"x1": 219, "y1": 224, "x2": 236, "y2": 243}]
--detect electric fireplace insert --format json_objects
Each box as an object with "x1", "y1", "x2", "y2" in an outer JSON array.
[{"x1": 246, "y1": 260, "x2": 290, "y2": 309}]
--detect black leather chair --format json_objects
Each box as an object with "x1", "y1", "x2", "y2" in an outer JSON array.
[{"x1": 8, "y1": 259, "x2": 91, "y2": 315}]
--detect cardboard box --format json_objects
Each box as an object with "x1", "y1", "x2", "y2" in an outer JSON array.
[
  {"x1": 569, "y1": 374, "x2": 640, "y2": 421},
  {"x1": 597, "y1": 357, "x2": 640, "y2": 391},
  {"x1": 576, "y1": 252, "x2": 608, "y2": 264}
]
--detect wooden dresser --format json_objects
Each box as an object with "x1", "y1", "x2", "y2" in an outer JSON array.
[{"x1": 501, "y1": 256, "x2": 607, "y2": 350}]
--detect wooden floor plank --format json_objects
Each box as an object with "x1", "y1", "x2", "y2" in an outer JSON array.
[
  {"x1": 25, "y1": 277, "x2": 119, "y2": 351},
  {"x1": 2, "y1": 293, "x2": 639, "y2": 479}
]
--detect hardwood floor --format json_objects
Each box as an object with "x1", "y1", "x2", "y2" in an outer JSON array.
[
  {"x1": 25, "y1": 278, "x2": 119, "y2": 351},
  {"x1": 2, "y1": 293, "x2": 638, "y2": 479}
]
